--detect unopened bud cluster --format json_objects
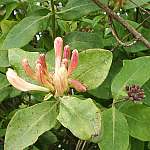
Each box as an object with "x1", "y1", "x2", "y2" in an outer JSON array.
[{"x1": 126, "y1": 85, "x2": 144, "y2": 101}]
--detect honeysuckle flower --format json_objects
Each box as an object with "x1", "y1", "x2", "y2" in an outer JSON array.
[{"x1": 6, "y1": 37, "x2": 87, "y2": 96}]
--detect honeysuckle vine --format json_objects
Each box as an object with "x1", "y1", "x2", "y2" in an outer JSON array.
[{"x1": 6, "y1": 37, "x2": 87, "y2": 97}]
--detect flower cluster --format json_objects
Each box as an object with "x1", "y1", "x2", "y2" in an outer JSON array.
[
  {"x1": 126, "y1": 85, "x2": 144, "y2": 101},
  {"x1": 6, "y1": 37, "x2": 86, "y2": 97}
]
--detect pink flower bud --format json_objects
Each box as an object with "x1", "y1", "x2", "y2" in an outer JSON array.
[
  {"x1": 37, "y1": 54, "x2": 47, "y2": 70},
  {"x1": 68, "y1": 49, "x2": 78, "y2": 76},
  {"x1": 69, "y1": 79, "x2": 87, "y2": 92},
  {"x1": 22, "y1": 59, "x2": 36, "y2": 80},
  {"x1": 54, "y1": 37, "x2": 63, "y2": 71},
  {"x1": 63, "y1": 45, "x2": 71, "y2": 59},
  {"x1": 35, "y1": 63, "x2": 54, "y2": 91},
  {"x1": 61, "y1": 58, "x2": 68, "y2": 68},
  {"x1": 35, "y1": 63, "x2": 43, "y2": 85},
  {"x1": 6, "y1": 68, "x2": 49, "y2": 92}
]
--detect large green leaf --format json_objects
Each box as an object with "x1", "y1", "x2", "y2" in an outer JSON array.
[
  {"x1": 64, "y1": 32, "x2": 104, "y2": 50},
  {"x1": 2, "y1": 14, "x2": 50, "y2": 49},
  {"x1": 120, "y1": 103, "x2": 150, "y2": 141},
  {"x1": 72, "y1": 49, "x2": 112, "y2": 90},
  {"x1": 99, "y1": 107, "x2": 129, "y2": 150},
  {"x1": 89, "y1": 59, "x2": 122, "y2": 99},
  {"x1": 57, "y1": 96, "x2": 101, "y2": 142},
  {"x1": 111, "y1": 56, "x2": 150, "y2": 101},
  {"x1": 4, "y1": 101, "x2": 58, "y2": 150},
  {"x1": 57, "y1": 0, "x2": 99, "y2": 20}
]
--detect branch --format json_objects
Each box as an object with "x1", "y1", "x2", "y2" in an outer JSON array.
[
  {"x1": 108, "y1": 16, "x2": 137, "y2": 47},
  {"x1": 92, "y1": 0, "x2": 150, "y2": 49}
]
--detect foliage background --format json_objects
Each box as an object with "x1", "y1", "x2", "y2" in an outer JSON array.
[{"x1": 0, "y1": 0, "x2": 150, "y2": 150}]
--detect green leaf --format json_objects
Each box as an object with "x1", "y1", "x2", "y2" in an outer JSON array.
[
  {"x1": 0, "y1": 50, "x2": 9, "y2": 67},
  {"x1": 0, "y1": 86, "x2": 21, "y2": 103},
  {"x1": 2, "y1": 15, "x2": 50, "y2": 49},
  {"x1": 120, "y1": 103, "x2": 150, "y2": 141},
  {"x1": 99, "y1": 107, "x2": 129, "y2": 150},
  {"x1": 57, "y1": 96, "x2": 101, "y2": 142},
  {"x1": 111, "y1": 56, "x2": 150, "y2": 100},
  {"x1": 124, "y1": 0, "x2": 150, "y2": 9},
  {"x1": 64, "y1": 32, "x2": 104, "y2": 50},
  {"x1": 4, "y1": 101, "x2": 58, "y2": 150},
  {"x1": 72, "y1": 49, "x2": 112, "y2": 90},
  {"x1": 0, "y1": 73, "x2": 9, "y2": 90},
  {"x1": 89, "y1": 60, "x2": 122, "y2": 99},
  {"x1": 0, "y1": 20, "x2": 17, "y2": 35},
  {"x1": 143, "y1": 79, "x2": 150, "y2": 106},
  {"x1": 4, "y1": 2, "x2": 18, "y2": 19},
  {"x1": 57, "y1": 0, "x2": 99, "y2": 20}
]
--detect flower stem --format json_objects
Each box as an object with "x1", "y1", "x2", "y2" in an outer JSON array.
[{"x1": 51, "y1": 0, "x2": 56, "y2": 40}]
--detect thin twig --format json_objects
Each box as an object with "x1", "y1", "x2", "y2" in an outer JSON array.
[
  {"x1": 111, "y1": 15, "x2": 150, "y2": 51},
  {"x1": 81, "y1": 141, "x2": 87, "y2": 150},
  {"x1": 108, "y1": 16, "x2": 137, "y2": 47},
  {"x1": 75, "y1": 140, "x2": 83, "y2": 150},
  {"x1": 50, "y1": 0, "x2": 56, "y2": 39},
  {"x1": 111, "y1": 16, "x2": 150, "y2": 51},
  {"x1": 92, "y1": 0, "x2": 150, "y2": 49},
  {"x1": 129, "y1": 0, "x2": 150, "y2": 15}
]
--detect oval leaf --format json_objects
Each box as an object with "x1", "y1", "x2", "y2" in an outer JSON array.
[
  {"x1": 2, "y1": 15, "x2": 49, "y2": 49},
  {"x1": 120, "y1": 102, "x2": 150, "y2": 141},
  {"x1": 99, "y1": 107, "x2": 129, "y2": 150},
  {"x1": 64, "y1": 32, "x2": 104, "y2": 50},
  {"x1": 57, "y1": 96, "x2": 101, "y2": 142},
  {"x1": 72, "y1": 49, "x2": 112, "y2": 90},
  {"x1": 4, "y1": 101, "x2": 58, "y2": 150},
  {"x1": 57, "y1": 0, "x2": 99, "y2": 20},
  {"x1": 111, "y1": 56, "x2": 150, "y2": 100}
]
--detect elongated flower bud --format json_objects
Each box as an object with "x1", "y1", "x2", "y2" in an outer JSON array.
[
  {"x1": 54, "y1": 37, "x2": 63, "y2": 72},
  {"x1": 69, "y1": 79, "x2": 87, "y2": 92},
  {"x1": 22, "y1": 59, "x2": 36, "y2": 80},
  {"x1": 37, "y1": 54, "x2": 47, "y2": 71},
  {"x1": 35, "y1": 64, "x2": 54, "y2": 91},
  {"x1": 68, "y1": 49, "x2": 78, "y2": 76},
  {"x1": 6, "y1": 68, "x2": 49, "y2": 92},
  {"x1": 63, "y1": 45, "x2": 71, "y2": 60}
]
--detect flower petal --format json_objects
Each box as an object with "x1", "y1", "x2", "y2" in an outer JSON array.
[
  {"x1": 35, "y1": 63, "x2": 54, "y2": 91},
  {"x1": 68, "y1": 49, "x2": 78, "y2": 76},
  {"x1": 54, "y1": 37, "x2": 63, "y2": 72},
  {"x1": 37, "y1": 54, "x2": 47, "y2": 71},
  {"x1": 53, "y1": 65, "x2": 68, "y2": 96},
  {"x1": 69, "y1": 79, "x2": 87, "y2": 92},
  {"x1": 63, "y1": 45, "x2": 70, "y2": 60},
  {"x1": 22, "y1": 58, "x2": 36, "y2": 80},
  {"x1": 6, "y1": 68, "x2": 49, "y2": 92}
]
